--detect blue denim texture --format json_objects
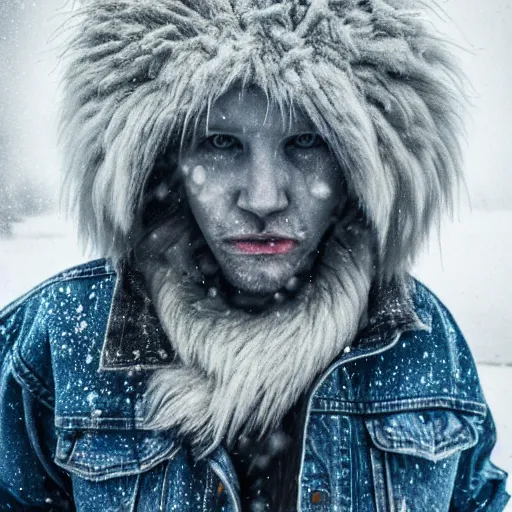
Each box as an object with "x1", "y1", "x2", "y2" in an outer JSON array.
[{"x1": 0, "y1": 259, "x2": 509, "y2": 511}]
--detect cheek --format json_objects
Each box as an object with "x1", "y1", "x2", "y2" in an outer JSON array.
[
  {"x1": 296, "y1": 168, "x2": 343, "y2": 237},
  {"x1": 304, "y1": 163, "x2": 342, "y2": 212},
  {"x1": 309, "y1": 179, "x2": 333, "y2": 201},
  {"x1": 183, "y1": 164, "x2": 207, "y2": 196},
  {"x1": 182, "y1": 164, "x2": 231, "y2": 232},
  {"x1": 183, "y1": 163, "x2": 233, "y2": 201},
  {"x1": 293, "y1": 151, "x2": 341, "y2": 202}
]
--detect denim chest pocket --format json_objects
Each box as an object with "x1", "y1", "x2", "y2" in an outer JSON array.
[
  {"x1": 364, "y1": 410, "x2": 480, "y2": 512},
  {"x1": 54, "y1": 429, "x2": 181, "y2": 512},
  {"x1": 54, "y1": 429, "x2": 179, "y2": 482}
]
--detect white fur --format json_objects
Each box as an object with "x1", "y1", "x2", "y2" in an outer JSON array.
[
  {"x1": 60, "y1": 0, "x2": 466, "y2": 277},
  {"x1": 139, "y1": 210, "x2": 374, "y2": 455}
]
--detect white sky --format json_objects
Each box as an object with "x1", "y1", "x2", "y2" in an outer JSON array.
[{"x1": 439, "y1": 0, "x2": 512, "y2": 209}]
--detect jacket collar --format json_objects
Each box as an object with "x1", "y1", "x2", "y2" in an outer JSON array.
[
  {"x1": 99, "y1": 260, "x2": 176, "y2": 370},
  {"x1": 99, "y1": 259, "x2": 429, "y2": 371}
]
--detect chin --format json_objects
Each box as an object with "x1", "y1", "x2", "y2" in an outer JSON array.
[{"x1": 221, "y1": 260, "x2": 296, "y2": 295}]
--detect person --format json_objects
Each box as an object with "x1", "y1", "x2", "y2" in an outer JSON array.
[{"x1": 0, "y1": 0, "x2": 509, "y2": 510}]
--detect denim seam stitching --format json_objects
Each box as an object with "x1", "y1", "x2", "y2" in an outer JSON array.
[
  {"x1": 369, "y1": 448, "x2": 387, "y2": 512},
  {"x1": 365, "y1": 423, "x2": 478, "y2": 462},
  {"x1": 160, "y1": 459, "x2": 171, "y2": 512},
  {"x1": 384, "y1": 452, "x2": 396, "y2": 512},
  {"x1": 55, "y1": 416, "x2": 147, "y2": 429},
  {"x1": 129, "y1": 472, "x2": 142, "y2": 512},
  {"x1": 55, "y1": 442, "x2": 180, "y2": 482},
  {"x1": 10, "y1": 349, "x2": 54, "y2": 410},
  {"x1": 310, "y1": 397, "x2": 487, "y2": 416}
]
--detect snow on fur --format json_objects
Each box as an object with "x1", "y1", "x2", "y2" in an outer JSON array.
[{"x1": 60, "y1": 0, "x2": 466, "y2": 277}]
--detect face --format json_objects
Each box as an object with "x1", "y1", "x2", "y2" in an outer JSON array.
[{"x1": 178, "y1": 87, "x2": 344, "y2": 295}]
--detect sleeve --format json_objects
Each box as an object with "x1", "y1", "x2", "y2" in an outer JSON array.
[
  {"x1": 416, "y1": 281, "x2": 510, "y2": 511},
  {"x1": 450, "y1": 406, "x2": 510, "y2": 511},
  {"x1": 0, "y1": 304, "x2": 74, "y2": 511}
]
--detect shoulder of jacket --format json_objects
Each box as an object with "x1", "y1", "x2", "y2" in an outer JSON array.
[
  {"x1": 0, "y1": 259, "x2": 116, "y2": 323},
  {"x1": 0, "y1": 259, "x2": 117, "y2": 409},
  {"x1": 409, "y1": 277, "x2": 465, "y2": 339},
  {"x1": 350, "y1": 276, "x2": 487, "y2": 414}
]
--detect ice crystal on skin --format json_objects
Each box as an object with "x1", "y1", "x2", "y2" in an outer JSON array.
[
  {"x1": 192, "y1": 165, "x2": 206, "y2": 186},
  {"x1": 187, "y1": 164, "x2": 207, "y2": 196},
  {"x1": 309, "y1": 180, "x2": 332, "y2": 200}
]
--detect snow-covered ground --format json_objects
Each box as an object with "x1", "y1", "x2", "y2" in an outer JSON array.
[{"x1": 0, "y1": 211, "x2": 511, "y2": 503}]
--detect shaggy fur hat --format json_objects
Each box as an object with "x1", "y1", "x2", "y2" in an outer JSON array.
[{"x1": 60, "y1": 0, "x2": 466, "y2": 278}]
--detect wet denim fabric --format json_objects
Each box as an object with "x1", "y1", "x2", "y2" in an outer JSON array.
[{"x1": 0, "y1": 259, "x2": 508, "y2": 511}]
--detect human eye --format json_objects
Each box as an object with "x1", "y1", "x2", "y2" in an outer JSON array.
[
  {"x1": 288, "y1": 133, "x2": 325, "y2": 149},
  {"x1": 207, "y1": 134, "x2": 241, "y2": 150}
]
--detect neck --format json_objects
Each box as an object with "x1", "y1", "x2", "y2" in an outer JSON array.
[{"x1": 202, "y1": 269, "x2": 309, "y2": 313}]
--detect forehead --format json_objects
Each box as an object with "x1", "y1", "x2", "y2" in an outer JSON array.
[{"x1": 200, "y1": 86, "x2": 316, "y2": 136}]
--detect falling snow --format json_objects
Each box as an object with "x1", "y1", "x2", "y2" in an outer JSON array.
[
  {"x1": 191, "y1": 165, "x2": 206, "y2": 186},
  {"x1": 0, "y1": 0, "x2": 511, "y2": 503},
  {"x1": 309, "y1": 180, "x2": 332, "y2": 200}
]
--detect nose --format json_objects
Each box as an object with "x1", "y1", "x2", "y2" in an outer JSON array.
[{"x1": 237, "y1": 149, "x2": 289, "y2": 219}]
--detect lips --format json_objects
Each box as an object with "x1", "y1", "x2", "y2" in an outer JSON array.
[{"x1": 225, "y1": 235, "x2": 298, "y2": 255}]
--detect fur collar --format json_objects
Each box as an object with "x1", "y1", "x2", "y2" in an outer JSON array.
[{"x1": 137, "y1": 211, "x2": 374, "y2": 457}]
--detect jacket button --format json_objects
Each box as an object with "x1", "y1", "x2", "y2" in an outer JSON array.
[
  {"x1": 216, "y1": 482, "x2": 227, "y2": 507},
  {"x1": 311, "y1": 491, "x2": 325, "y2": 504}
]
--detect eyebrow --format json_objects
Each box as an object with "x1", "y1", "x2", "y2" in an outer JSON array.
[
  {"x1": 206, "y1": 123, "x2": 244, "y2": 133},
  {"x1": 204, "y1": 120, "x2": 318, "y2": 136},
  {"x1": 192, "y1": 105, "x2": 318, "y2": 138}
]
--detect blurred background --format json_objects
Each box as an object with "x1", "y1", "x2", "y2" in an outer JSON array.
[{"x1": 0, "y1": 0, "x2": 511, "y2": 497}]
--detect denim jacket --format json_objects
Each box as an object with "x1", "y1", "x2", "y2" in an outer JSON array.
[{"x1": 0, "y1": 259, "x2": 509, "y2": 511}]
